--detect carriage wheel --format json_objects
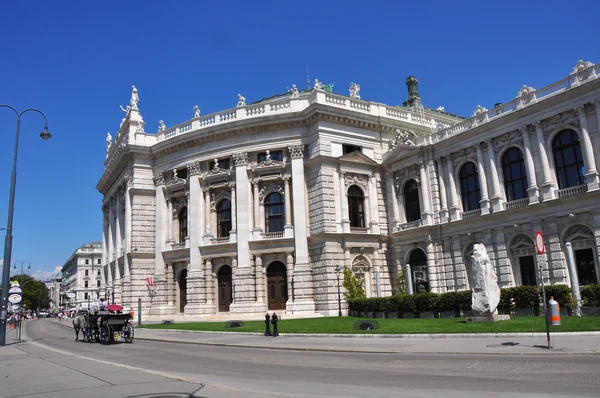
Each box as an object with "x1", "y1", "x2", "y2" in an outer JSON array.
[
  {"x1": 99, "y1": 323, "x2": 112, "y2": 345},
  {"x1": 124, "y1": 321, "x2": 134, "y2": 343},
  {"x1": 83, "y1": 328, "x2": 91, "y2": 343}
]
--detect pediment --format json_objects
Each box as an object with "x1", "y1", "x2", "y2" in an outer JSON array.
[
  {"x1": 383, "y1": 144, "x2": 420, "y2": 165},
  {"x1": 338, "y1": 150, "x2": 377, "y2": 165}
]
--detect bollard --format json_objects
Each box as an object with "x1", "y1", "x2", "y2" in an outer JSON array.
[
  {"x1": 264, "y1": 313, "x2": 271, "y2": 336},
  {"x1": 271, "y1": 312, "x2": 279, "y2": 337},
  {"x1": 548, "y1": 296, "x2": 561, "y2": 326}
]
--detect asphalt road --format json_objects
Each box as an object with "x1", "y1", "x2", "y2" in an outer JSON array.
[{"x1": 18, "y1": 320, "x2": 600, "y2": 397}]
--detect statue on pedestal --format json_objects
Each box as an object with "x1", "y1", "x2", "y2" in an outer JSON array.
[
  {"x1": 469, "y1": 243, "x2": 501, "y2": 317},
  {"x1": 349, "y1": 82, "x2": 361, "y2": 99},
  {"x1": 289, "y1": 84, "x2": 300, "y2": 98},
  {"x1": 264, "y1": 313, "x2": 271, "y2": 336},
  {"x1": 158, "y1": 120, "x2": 166, "y2": 132},
  {"x1": 130, "y1": 85, "x2": 139, "y2": 110},
  {"x1": 106, "y1": 132, "x2": 112, "y2": 153},
  {"x1": 314, "y1": 79, "x2": 322, "y2": 90}
]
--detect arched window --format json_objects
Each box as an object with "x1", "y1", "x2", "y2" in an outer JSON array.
[
  {"x1": 404, "y1": 179, "x2": 421, "y2": 222},
  {"x1": 178, "y1": 207, "x2": 188, "y2": 242},
  {"x1": 459, "y1": 162, "x2": 481, "y2": 211},
  {"x1": 265, "y1": 193, "x2": 284, "y2": 233},
  {"x1": 408, "y1": 249, "x2": 428, "y2": 293},
  {"x1": 216, "y1": 199, "x2": 231, "y2": 238},
  {"x1": 552, "y1": 129, "x2": 586, "y2": 189},
  {"x1": 502, "y1": 147, "x2": 528, "y2": 201},
  {"x1": 348, "y1": 185, "x2": 365, "y2": 228}
]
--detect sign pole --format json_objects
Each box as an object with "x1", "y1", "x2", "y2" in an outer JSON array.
[{"x1": 535, "y1": 231, "x2": 551, "y2": 350}]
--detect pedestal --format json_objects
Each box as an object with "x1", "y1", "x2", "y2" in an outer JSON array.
[{"x1": 466, "y1": 314, "x2": 511, "y2": 323}]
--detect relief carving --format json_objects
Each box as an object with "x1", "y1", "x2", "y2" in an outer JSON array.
[
  {"x1": 210, "y1": 188, "x2": 231, "y2": 210},
  {"x1": 259, "y1": 181, "x2": 284, "y2": 202},
  {"x1": 451, "y1": 146, "x2": 476, "y2": 168},
  {"x1": 492, "y1": 130, "x2": 524, "y2": 154},
  {"x1": 344, "y1": 172, "x2": 369, "y2": 191},
  {"x1": 232, "y1": 152, "x2": 249, "y2": 166}
]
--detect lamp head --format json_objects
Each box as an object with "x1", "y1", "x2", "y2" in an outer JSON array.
[
  {"x1": 40, "y1": 126, "x2": 51, "y2": 140},
  {"x1": 335, "y1": 266, "x2": 341, "y2": 273}
]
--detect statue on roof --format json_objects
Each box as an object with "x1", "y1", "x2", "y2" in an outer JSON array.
[
  {"x1": 158, "y1": 120, "x2": 166, "y2": 132},
  {"x1": 349, "y1": 82, "x2": 361, "y2": 99},
  {"x1": 194, "y1": 105, "x2": 201, "y2": 118},
  {"x1": 237, "y1": 94, "x2": 246, "y2": 107},
  {"x1": 389, "y1": 129, "x2": 417, "y2": 150},
  {"x1": 289, "y1": 84, "x2": 300, "y2": 98},
  {"x1": 106, "y1": 132, "x2": 112, "y2": 153},
  {"x1": 314, "y1": 79, "x2": 322, "y2": 90},
  {"x1": 130, "y1": 85, "x2": 139, "y2": 110}
]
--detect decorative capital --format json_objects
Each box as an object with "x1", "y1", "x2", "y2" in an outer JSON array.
[
  {"x1": 575, "y1": 104, "x2": 586, "y2": 116},
  {"x1": 187, "y1": 161, "x2": 203, "y2": 176},
  {"x1": 153, "y1": 172, "x2": 165, "y2": 187},
  {"x1": 288, "y1": 145, "x2": 305, "y2": 159},
  {"x1": 232, "y1": 152, "x2": 248, "y2": 166},
  {"x1": 124, "y1": 175, "x2": 134, "y2": 187},
  {"x1": 519, "y1": 125, "x2": 529, "y2": 134},
  {"x1": 534, "y1": 121, "x2": 542, "y2": 130}
]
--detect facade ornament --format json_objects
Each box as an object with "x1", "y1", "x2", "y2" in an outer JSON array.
[
  {"x1": 436, "y1": 106, "x2": 445, "y2": 112},
  {"x1": 106, "y1": 132, "x2": 112, "y2": 153},
  {"x1": 264, "y1": 150, "x2": 272, "y2": 164},
  {"x1": 349, "y1": 82, "x2": 361, "y2": 99},
  {"x1": 153, "y1": 172, "x2": 165, "y2": 187},
  {"x1": 193, "y1": 105, "x2": 201, "y2": 118},
  {"x1": 314, "y1": 79, "x2": 322, "y2": 90},
  {"x1": 232, "y1": 152, "x2": 249, "y2": 166},
  {"x1": 135, "y1": 121, "x2": 145, "y2": 133},
  {"x1": 289, "y1": 84, "x2": 300, "y2": 98},
  {"x1": 130, "y1": 85, "x2": 139, "y2": 110},
  {"x1": 213, "y1": 159, "x2": 220, "y2": 171},
  {"x1": 343, "y1": 172, "x2": 369, "y2": 191},
  {"x1": 124, "y1": 175, "x2": 134, "y2": 187},
  {"x1": 571, "y1": 60, "x2": 594, "y2": 75},
  {"x1": 540, "y1": 109, "x2": 578, "y2": 137},
  {"x1": 210, "y1": 188, "x2": 231, "y2": 209},
  {"x1": 451, "y1": 146, "x2": 477, "y2": 167},
  {"x1": 187, "y1": 161, "x2": 203, "y2": 176},
  {"x1": 259, "y1": 181, "x2": 284, "y2": 202},
  {"x1": 492, "y1": 130, "x2": 524, "y2": 154},
  {"x1": 288, "y1": 145, "x2": 305, "y2": 159},
  {"x1": 158, "y1": 120, "x2": 166, "y2": 132},
  {"x1": 392, "y1": 129, "x2": 417, "y2": 148},
  {"x1": 102, "y1": 203, "x2": 109, "y2": 218},
  {"x1": 516, "y1": 85, "x2": 535, "y2": 98},
  {"x1": 472, "y1": 105, "x2": 488, "y2": 117},
  {"x1": 237, "y1": 94, "x2": 246, "y2": 107}
]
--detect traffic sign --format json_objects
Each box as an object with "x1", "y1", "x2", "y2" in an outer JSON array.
[
  {"x1": 535, "y1": 230, "x2": 545, "y2": 255},
  {"x1": 8, "y1": 286, "x2": 22, "y2": 294},
  {"x1": 8, "y1": 294, "x2": 22, "y2": 304},
  {"x1": 67, "y1": 292, "x2": 76, "y2": 299}
]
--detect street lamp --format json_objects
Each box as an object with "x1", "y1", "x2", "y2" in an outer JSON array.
[
  {"x1": 12, "y1": 261, "x2": 30, "y2": 342},
  {"x1": 0, "y1": 104, "x2": 51, "y2": 347},
  {"x1": 335, "y1": 266, "x2": 342, "y2": 317}
]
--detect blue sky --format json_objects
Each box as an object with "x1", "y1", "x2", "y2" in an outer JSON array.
[{"x1": 0, "y1": 0, "x2": 598, "y2": 280}]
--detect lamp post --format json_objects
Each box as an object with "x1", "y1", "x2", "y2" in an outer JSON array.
[
  {"x1": 335, "y1": 266, "x2": 342, "y2": 317},
  {"x1": 12, "y1": 261, "x2": 30, "y2": 342},
  {"x1": 0, "y1": 104, "x2": 51, "y2": 347}
]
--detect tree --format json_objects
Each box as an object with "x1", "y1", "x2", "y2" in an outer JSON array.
[
  {"x1": 342, "y1": 266, "x2": 365, "y2": 300},
  {"x1": 9, "y1": 274, "x2": 50, "y2": 311},
  {"x1": 395, "y1": 269, "x2": 409, "y2": 295}
]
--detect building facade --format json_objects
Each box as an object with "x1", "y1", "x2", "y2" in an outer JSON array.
[
  {"x1": 98, "y1": 60, "x2": 600, "y2": 318},
  {"x1": 60, "y1": 242, "x2": 104, "y2": 309}
]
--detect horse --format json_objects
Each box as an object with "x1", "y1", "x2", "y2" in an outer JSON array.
[{"x1": 72, "y1": 313, "x2": 89, "y2": 341}]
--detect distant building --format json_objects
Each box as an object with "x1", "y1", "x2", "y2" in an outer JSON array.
[
  {"x1": 60, "y1": 242, "x2": 103, "y2": 309},
  {"x1": 98, "y1": 60, "x2": 600, "y2": 318}
]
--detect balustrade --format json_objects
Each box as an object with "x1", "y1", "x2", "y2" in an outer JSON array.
[
  {"x1": 557, "y1": 185, "x2": 588, "y2": 198},
  {"x1": 505, "y1": 197, "x2": 529, "y2": 210}
]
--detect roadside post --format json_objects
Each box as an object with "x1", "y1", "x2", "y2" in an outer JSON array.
[
  {"x1": 138, "y1": 298, "x2": 142, "y2": 326},
  {"x1": 535, "y1": 231, "x2": 551, "y2": 349}
]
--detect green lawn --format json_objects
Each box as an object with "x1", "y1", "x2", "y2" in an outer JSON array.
[{"x1": 138, "y1": 316, "x2": 600, "y2": 334}]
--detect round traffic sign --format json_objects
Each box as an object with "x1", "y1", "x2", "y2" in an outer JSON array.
[
  {"x1": 67, "y1": 292, "x2": 76, "y2": 299},
  {"x1": 8, "y1": 294, "x2": 22, "y2": 304},
  {"x1": 8, "y1": 286, "x2": 22, "y2": 294},
  {"x1": 535, "y1": 231, "x2": 545, "y2": 255}
]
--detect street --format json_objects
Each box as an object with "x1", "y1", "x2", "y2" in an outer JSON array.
[{"x1": 2, "y1": 319, "x2": 599, "y2": 397}]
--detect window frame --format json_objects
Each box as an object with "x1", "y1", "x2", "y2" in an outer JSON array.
[
  {"x1": 459, "y1": 162, "x2": 481, "y2": 211},
  {"x1": 216, "y1": 199, "x2": 232, "y2": 238},
  {"x1": 552, "y1": 129, "x2": 586, "y2": 189},
  {"x1": 178, "y1": 206, "x2": 188, "y2": 242},
  {"x1": 403, "y1": 179, "x2": 421, "y2": 222},
  {"x1": 265, "y1": 192, "x2": 285, "y2": 233},
  {"x1": 502, "y1": 147, "x2": 528, "y2": 201},
  {"x1": 348, "y1": 185, "x2": 365, "y2": 228}
]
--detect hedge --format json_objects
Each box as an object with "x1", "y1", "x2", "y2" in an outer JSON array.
[
  {"x1": 581, "y1": 284, "x2": 600, "y2": 307},
  {"x1": 348, "y1": 285, "x2": 579, "y2": 314}
]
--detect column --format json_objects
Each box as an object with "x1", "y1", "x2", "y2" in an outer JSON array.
[
  {"x1": 436, "y1": 158, "x2": 449, "y2": 223},
  {"x1": 418, "y1": 161, "x2": 433, "y2": 224},
  {"x1": 368, "y1": 174, "x2": 380, "y2": 233},
  {"x1": 426, "y1": 239, "x2": 438, "y2": 292},
  {"x1": 286, "y1": 252, "x2": 294, "y2": 306},
  {"x1": 339, "y1": 171, "x2": 350, "y2": 232},
  {"x1": 255, "y1": 255, "x2": 265, "y2": 304},
  {"x1": 203, "y1": 187, "x2": 212, "y2": 237},
  {"x1": 206, "y1": 259, "x2": 214, "y2": 305},
  {"x1": 229, "y1": 183, "x2": 237, "y2": 242},
  {"x1": 486, "y1": 139, "x2": 504, "y2": 212},
  {"x1": 446, "y1": 157, "x2": 461, "y2": 220},
  {"x1": 152, "y1": 173, "x2": 167, "y2": 309},
  {"x1": 113, "y1": 193, "x2": 122, "y2": 303},
  {"x1": 166, "y1": 263, "x2": 173, "y2": 306},
  {"x1": 288, "y1": 145, "x2": 315, "y2": 312},
  {"x1": 475, "y1": 143, "x2": 490, "y2": 215},
  {"x1": 387, "y1": 172, "x2": 400, "y2": 230},
  {"x1": 283, "y1": 177, "x2": 293, "y2": 237},
  {"x1": 185, "y1": 168, "x2": 208, "y2": 314},
  {"x1": 165, "y1": 198, "x2": 173, "y2": 243},
  {"x1": 107, "y1": 198, "x2": 114, "y2": 289},
  {"x1": 252, "y1": 180, "x2": 260, "y2": 236},
  {"x1": 576, "y1": 105, "x2": 599, "y2": 190},
  {"x1": 519, "y1": 126, "x2": 539, "y2": 204},
  {"x1": 123, "y1": 180, "x2": 132, "y2": 282},
  {"x1": 534, "y1": 121, "x2": 556, "y2": 200}
]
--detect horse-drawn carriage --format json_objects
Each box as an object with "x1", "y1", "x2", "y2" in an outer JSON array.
[{"x1": 76, "y1": 305, "x2": 134, "y2": 344}]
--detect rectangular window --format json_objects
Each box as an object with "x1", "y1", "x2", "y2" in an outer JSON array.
[
  {"x1": 84, "y1": 281, "x2": 89, "y2": 288},
  {"x1": 519, "y1": 256, "x2": 536, "y2": 286},
  {"x1": 258, "y1": 150, "x2": 284, "y2": 163},
  {"x1": 85, "y1": 270, "x2": 89, "y2": 276},
  {"x1": 97, "y1": 280, "x2": 101, "y2": 287},
  {"x1": 84, "y1": 293, "x2": 88, "y2": 299},
  {"x1": 219, "y1": 158, "x2": 230, "y2": 169},
  {"x1": 97, "y1": 270, "x2": 101, "y2": 276},
  {"x1": 342, "y1": 144, "x2": 362, "y2": 155},
  {"x1": 97, "y1": 259, "x2": 101, "y2": 265},
  {"x1": 85, "y1": 259, "x2": 89, "y2": 265},
  {"x1": 177, "y1": 168, "x2": 188, "y2": 180}
]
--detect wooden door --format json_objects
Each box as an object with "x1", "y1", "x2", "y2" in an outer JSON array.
[
  {"x1": 267, "y1": 273, "x2": 287, "y2": 311},
  {"x1": 218, "y1": 266, "x2": 232, "y2": 312},
  {"x1": 179, "y1": 269, "x2": 187, "y2": 313}
]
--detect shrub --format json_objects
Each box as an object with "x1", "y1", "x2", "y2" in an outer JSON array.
[
  {"x1": 581, "y1": 284, "x2": 600, "y2": 307},
  {"x1": 456, "y1": 290, "x2": 473, "y2": 310},
  {"x1": 413, "y1": 292, "x2": 438, "y2": 312},
  {"x1": 390, "y1": 294, "x2": 415, "y2": 312},
  {"x1": 395, "y1": 269, "x2": 409, "y2": 295},
  {"x1": 543, "y1": 285, "x2": 575, "y2": 309},
  {"x1": 435, "y1": 291, "x2": 460, "y2": 310},
  {"x1": 508, "y1": 286, "x2": 540, "y2": 308},
  {"x1": 342, "y1": 266, "x2": 365, "y2": 300}
]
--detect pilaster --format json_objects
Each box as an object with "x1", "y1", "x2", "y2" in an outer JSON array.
[
  {"x1": 436, "y1": 158, "x2": 449, "y2": 223},
  {"x1": 519, "y1": 126, "x2": 540, "y2": 204},
  {"x1": 475, "y1": 143, "x2": 490, "y2": 214},
  {"x1": 576, "y1": 105, "x2": 599, "y2": 190},
  {"x1": 534, "y1": 122, "x2": 556, "y2": 200},
  {"x1": 485, "y1": 139, "x2": 504, "y2": 212}
]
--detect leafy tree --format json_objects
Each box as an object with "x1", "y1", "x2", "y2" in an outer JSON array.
[
  {"x1": 342, "y1": 266, "x2": 365, "y2": 300},
  {"x1": 395, "y1": 269, "x2": 409, "y2": 295},
  {"x1": 9, "y1": 274, "x2": 50, "y2": 311}
]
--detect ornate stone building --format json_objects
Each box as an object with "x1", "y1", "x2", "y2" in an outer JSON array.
[{"x1": 98, "y1": 60, "x2": 600, "y2": 318}]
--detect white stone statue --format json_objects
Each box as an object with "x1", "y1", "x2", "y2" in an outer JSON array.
[
  {"x1": 237, "y1": 94, "x2": 246, "y2": 107},
  {"x1": 469, "y1": 243, "x2": 501, "y2": 317},
  {"x1": 130, "y1": 85, "x2": 139, "y2": 110},
  {"x1": 173, "y1": 169, "x2": 178, "y2": 179},
  {"x1": 106, "y1": 132, "x2": 112, "y2": 152},
  {"x1": 158, "y1": 120, "x2": 166, "y2": 132},
  {"x1": 394, "y1": 129, "x2": 417, "y2": 146},
  {"x1": 472, "y1": 105, "x2": 488, "y2": 117},
  {"x1": 193, "y1": 105, "x2": 201, "y2": 118},
  {"x1": 213, "y1": 158, "x2": 220, "y2": 170},
  {"x1": 289, "y1": 84, "x2": 299, "y2": 98},
  {"x1": 436, "y1": 105, "x2": 445, "y2": 112},
  {"x1": 349, "y1": 82, "x2": 361, "y2": 99},
  {"x1": 314, "y1": 79, "x2": 322, "y2": 90}
]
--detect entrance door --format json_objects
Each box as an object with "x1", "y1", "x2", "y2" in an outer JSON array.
[
  {"x1": 179, "y1": 269, "x2": 187, "y2": 313},
  {"x1": 218, "y1": 266, "x2": 232, "y2": 312},
  {"x1": 575, "y1": 248, "x2": 598, "y2": 285},
  {"x1": 519, "y1": 256, "x2": 536, "y2": 286},
  {"x1": 267, "y1": 262, "x2": 287, "y2": 311}
]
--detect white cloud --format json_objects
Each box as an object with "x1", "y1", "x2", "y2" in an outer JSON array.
[{"x1": 31, "y1": 266, "x2": 62, "y2": 282}]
